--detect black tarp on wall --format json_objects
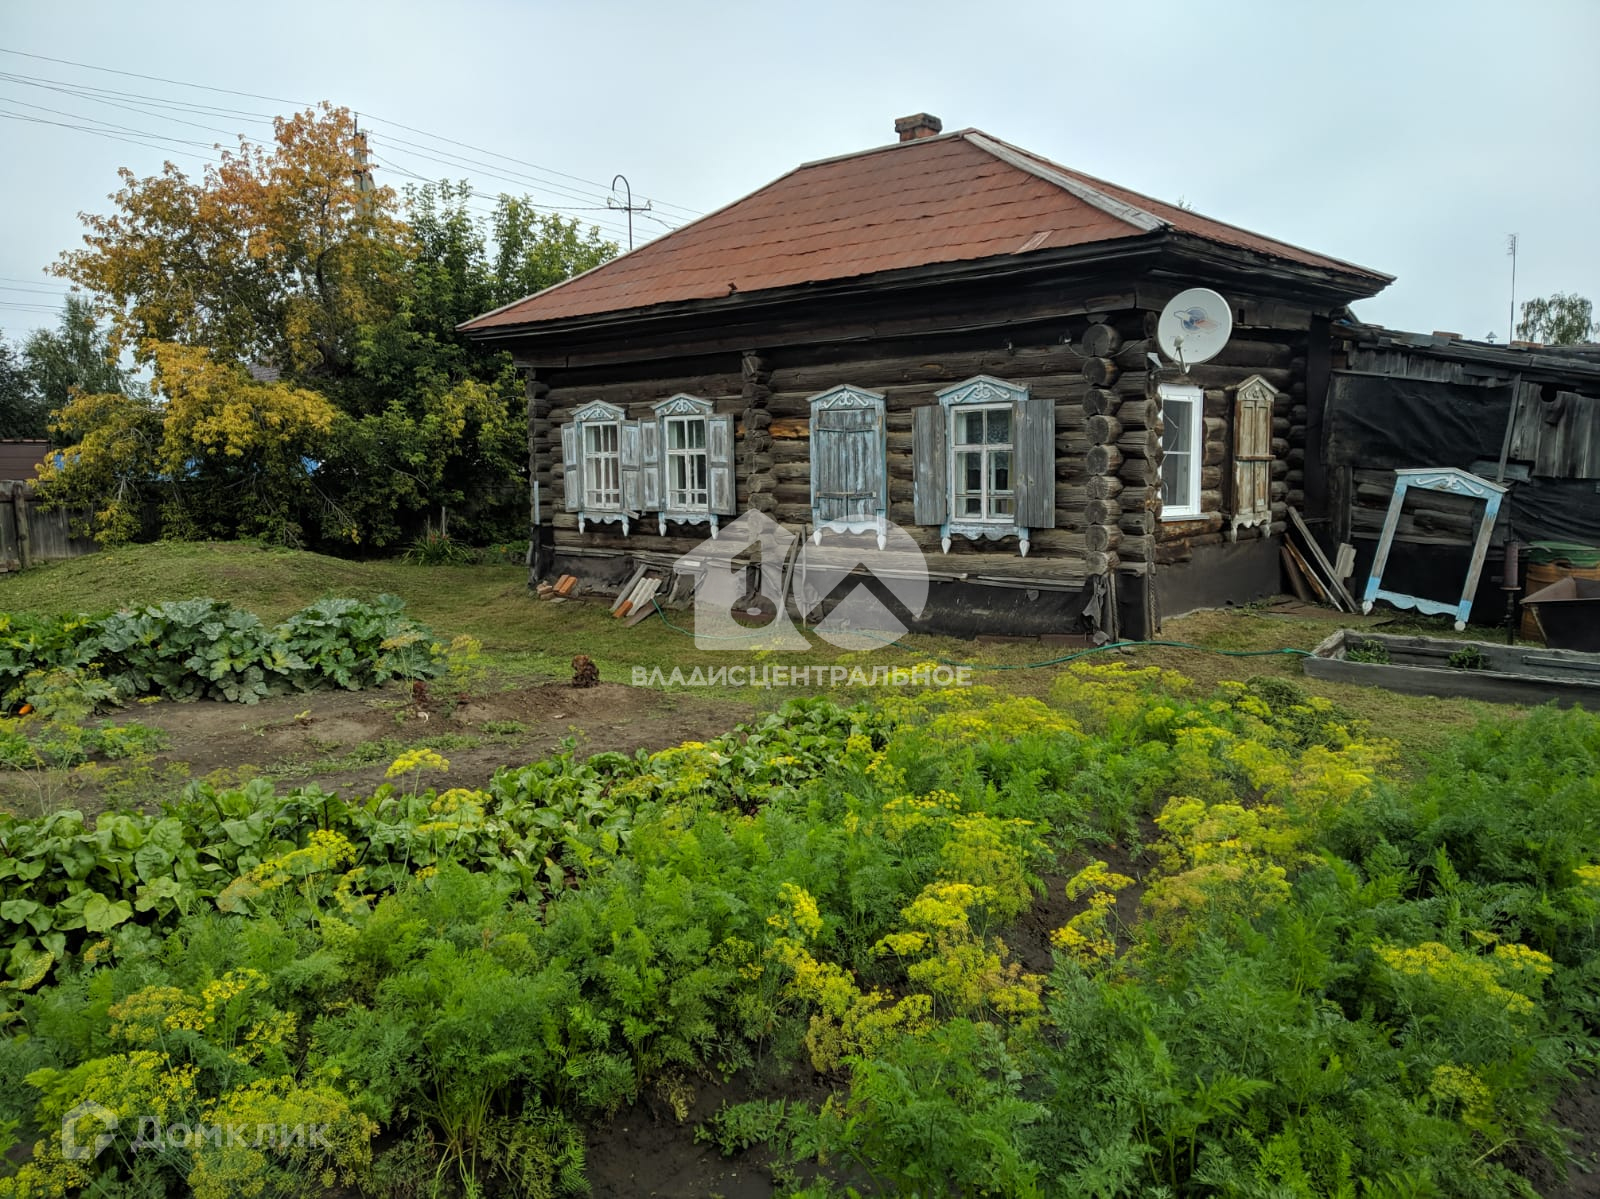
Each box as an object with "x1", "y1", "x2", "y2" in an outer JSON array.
[
  {"x1": 1326, "y1": 373, "x2": 1600, "y2": 546},
  {"x1": 1326, "y1": 376, "x2": 1513, "y2": 469}
]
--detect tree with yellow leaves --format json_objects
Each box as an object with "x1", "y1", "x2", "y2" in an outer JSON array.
[
  {"x1": 40, "y1": 345, "x2": 337, "y2": 545},
  {"x1": 43, "y1": 105, "x2": 616, "y2": 548}
]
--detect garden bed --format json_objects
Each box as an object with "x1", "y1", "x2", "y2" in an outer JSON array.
[{"x1": 1304, "y1": 628, "x2": 1600, "y2": 710}]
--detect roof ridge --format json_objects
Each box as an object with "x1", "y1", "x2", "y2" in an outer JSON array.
[
  {"x1": 794, "y1": 126, "x2": 975, "y2": 172},
  {"x1": 961, "y1": 132, "x2": 1165, "y2": 235},
  {"x1": 996, "y1": 139, "x2": 1392, "y2": 282},
  {"x1": 458, "y1": 158, "x2": 823, "y2": 332}
]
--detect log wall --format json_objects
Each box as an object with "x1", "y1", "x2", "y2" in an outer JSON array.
[{"x1": 1149, "y1": 326, "x2": 1308, "y2": 568}]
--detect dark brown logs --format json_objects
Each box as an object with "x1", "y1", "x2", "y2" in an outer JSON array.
[
  {"x1": 1087, "y1": 415, "x2": 1122, "y2": 445},
  {"x1": 1086, "y1": 524, "x2": 1121, "y2": 553},
  {"x1": 1083, "y1": 387, "x2": 1121, "y2": 417},
  {"x1": 1083, "y1": 357, "x2": 1121, "y2": 388},
  {"x1": 1086, "y1": 444, "x2": 1124, "y2": 476},
  {"x1": 1116, "y1": 398, "x2": 1159, "y2": 429},
  {"x1": 1084, "y1": 497, "x2": 1122, "y2": 526},
  {"x1": 1081, "y1": 323, "x2": 1123, "y2": 358}
]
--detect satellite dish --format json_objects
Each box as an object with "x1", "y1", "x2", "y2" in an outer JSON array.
[{"x1": 1157, "y1": 288, "x2": 1233, "y2": 371}]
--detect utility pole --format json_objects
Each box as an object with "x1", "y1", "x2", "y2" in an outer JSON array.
[
  {"x1": 607, "y1": 174, "x2": 651, "y2": 251},
  {"x1": 1506, "y1": 233, "x2": 1519, "y2": 342}
]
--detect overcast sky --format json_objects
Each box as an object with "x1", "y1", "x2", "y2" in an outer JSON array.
[{"x1": 2, "y1": 0, "x2": 1596, "y2": 345}]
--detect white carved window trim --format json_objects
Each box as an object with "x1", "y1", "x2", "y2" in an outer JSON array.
[
  {"x1": 653, "y1": 394, "x2": 717, "y2": 537},
  {"x1": 809, "y1": 385, "x2": 888, "y2": 549},
  {"x1": 937, "y1": 375, "x2": 1030, "y2": 555},
  {"x1": 571, "y1": 400, "x2": 630, "y2": 535},
  {"x1": 1158, "y1": 383, "x2": 1203, "y2": 521}
]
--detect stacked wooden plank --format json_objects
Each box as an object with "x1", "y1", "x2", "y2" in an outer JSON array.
[
  {"x1": 1282, "y1": 508, "x2": 1359, "y2": 612},
  {"x1": 612, "y1": 570, "x2": 664, "y2": 626}
]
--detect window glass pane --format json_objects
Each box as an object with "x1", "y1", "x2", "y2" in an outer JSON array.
[
  {"x1": 667, "y1": 420, "x2": 686, "y2": 450},
  {"x1": 986, "y1": 409, "x2": 1011, "y2": 445},
  {"x1": 1162, "y1": 399, "x2": 1192, "y2": 456},
  {"x1": 959, "y1": 450, "x2": 982, "y2": 493},
  {"x1": 1162, "y1": 455, "x2": 1191, "y2": 510},
  {"x1": 688, "y1": 419, "x2": 706, "y2": 449},
  {"x1": 990, "y1": 495, "x2": 1014, "y2": 518},
  {"x1": 989, "y1": 450, "x2": 1011, "y2": 494},
  {"x1": 957, "y1": 410, "x2": 985, "y2": 446}
]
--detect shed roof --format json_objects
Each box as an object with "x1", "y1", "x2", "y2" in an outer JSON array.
[{"x1": 462, "y1": 127, "x2": 1391, "y2": 333}]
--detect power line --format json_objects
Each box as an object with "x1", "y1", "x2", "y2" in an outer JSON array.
[
  {"x1": 0, "y1": 283, "x2": 74, "y2": 298},
  {"x1": 0, "y1": 108, "x2": 217, "y2": 161},
  {"x1": 0, "y1": 94, "x2": 220, "y2": 148},
  {"x1": 0, "y1": 64, "x2": 659, "y2": 242},
  {"x1": 0, "y1": 77, "x2": 263, "y2": 141},
  {"x1": 0, "y1": 46, "x2": 704, "y2": 220},
  {"x1": 0, "y1": 46, "x2": 308, "y2": 109},
  {"x1": 0, "y1": 275, "x2": 70, "y2": 290}
]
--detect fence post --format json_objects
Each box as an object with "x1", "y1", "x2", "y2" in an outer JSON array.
[{"x1": 12, "y1": 483, "x2": 32, "y2": 571}]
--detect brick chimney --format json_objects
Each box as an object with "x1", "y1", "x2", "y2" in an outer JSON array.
[{"x1": 894, "y1": 113, "x2": 943, "y2": 143}]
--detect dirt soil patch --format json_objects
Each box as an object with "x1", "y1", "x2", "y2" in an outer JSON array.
[{"x1": 2, "y1": 682, "x2": 754, "y2": 812}]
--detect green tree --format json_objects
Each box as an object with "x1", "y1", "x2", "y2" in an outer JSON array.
[
  {"x1": 22, "y1": 295, "x2": 129, "y2": 415},
  {"x1": 0, "y1": 335, "x2": 47, "y2": 439},
  {"x1": 319, "y1": 183, "x2": 615, "y2": 546},
  {"x1": 1516, "y1": 292, "x2": 1597, "y2": 345},
  {"x1": 46, "y1": 109, "x2": 616, "y2": 550}
]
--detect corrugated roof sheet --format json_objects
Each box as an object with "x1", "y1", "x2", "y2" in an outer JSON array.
[{"x1": 462, "y1": 129, "x2": 1390, "y2": 332}]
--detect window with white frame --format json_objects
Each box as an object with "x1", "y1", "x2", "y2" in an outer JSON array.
[
  {"x1": 1158, "y1": 383, "x2": 1203, "y2": 520},
  {"x1": 561, "y1": 400, "x2": 637, "y2": 534},
  {"x1": 951, "y1": 404, "x2": 1015, "y2": 521},
  {"x1": 583, "y1": 420, "x2": 622, "y2": 510},
  {"x1": 664, "y1": 414, "x2": 709, "y2": 512},
  {"x1": 651, "y1": 393, "x2": 733, "y2": 535},
  {"x1": 912, "y1": 375, "x2": 1054, "y2": 556}
]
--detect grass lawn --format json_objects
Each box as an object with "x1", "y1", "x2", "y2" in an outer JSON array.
[{"x1": 0, "y1": 541, "x2": 1514, "y2": 779}]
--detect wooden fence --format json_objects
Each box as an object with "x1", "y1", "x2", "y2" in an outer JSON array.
[{"x1": 0, "y1": 481, "x2": 98, "y2": 572}]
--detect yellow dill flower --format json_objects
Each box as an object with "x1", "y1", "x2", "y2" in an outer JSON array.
[{"x1": 385, "y1": 747, "x2": 449, "y2": 778}]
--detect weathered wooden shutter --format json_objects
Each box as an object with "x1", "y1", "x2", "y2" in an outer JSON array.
[
  {"x1": 1232, "y1": 379, "x2": 1274, "y2": 529},
  {"x1": 639, "y1": 418, "x2": 661, "y2": 511},
  {"x1": 1011, "y1": 396, "x2": 1056, "y2": 529},
  {"x1": 707, "y1": 413, "x2": 736, "y2": 515},
  {"x1": 620, "y1": 420, "x2": 642, "y2": 513},
  {"x1": 811, "y1": 404, "x2": 885, "y2": 525},
  {"x1": 561, "y1": 422, "x2": 580, "y2": 512},
  {"x1": 912, "y1": 404, "x2": 948, "y2": 525}
]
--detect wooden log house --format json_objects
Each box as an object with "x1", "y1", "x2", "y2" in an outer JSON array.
[{"x1": 461, "y1": 115, "x2": 1391, "y2": 638}]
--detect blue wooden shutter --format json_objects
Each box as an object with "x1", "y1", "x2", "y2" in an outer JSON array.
[
  {"x1": 811, "y1": 404, "x2": 884, "y2": 525},
  {"x1": 620, "y1": 420, "x2": 642, "y2": 513},
  {"x1": 639, "y1": 418, "x2": 661, "y2": 511},
  {"x1": 912, "y1": 404, "x2": 948, "y2": 525},
  {"x1": 1012, "y1": 396, "x2": 1055, "y2": 529},
  {"x1": 561, "y1": 422, "x2": 580, "y2": 512},
  {"x1": 707, "y1": 413, "x2": 736, "y2": 515}
]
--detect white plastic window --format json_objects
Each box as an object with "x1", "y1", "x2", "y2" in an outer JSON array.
[{"x1": 1159, "y1": 384, "x2": 1202, "y2": 520}]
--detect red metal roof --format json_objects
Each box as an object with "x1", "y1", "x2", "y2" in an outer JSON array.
[{"x1": 462, "y1": 130, "x2": 1390, "y2": 332}]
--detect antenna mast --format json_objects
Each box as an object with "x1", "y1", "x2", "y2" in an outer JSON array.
[
  {"x1": 607, "y1": 174, "x2": 651, "y2": 251},
  {"x1": 1506, "y1": 233, "x2": 1519, "y2": 342}
]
